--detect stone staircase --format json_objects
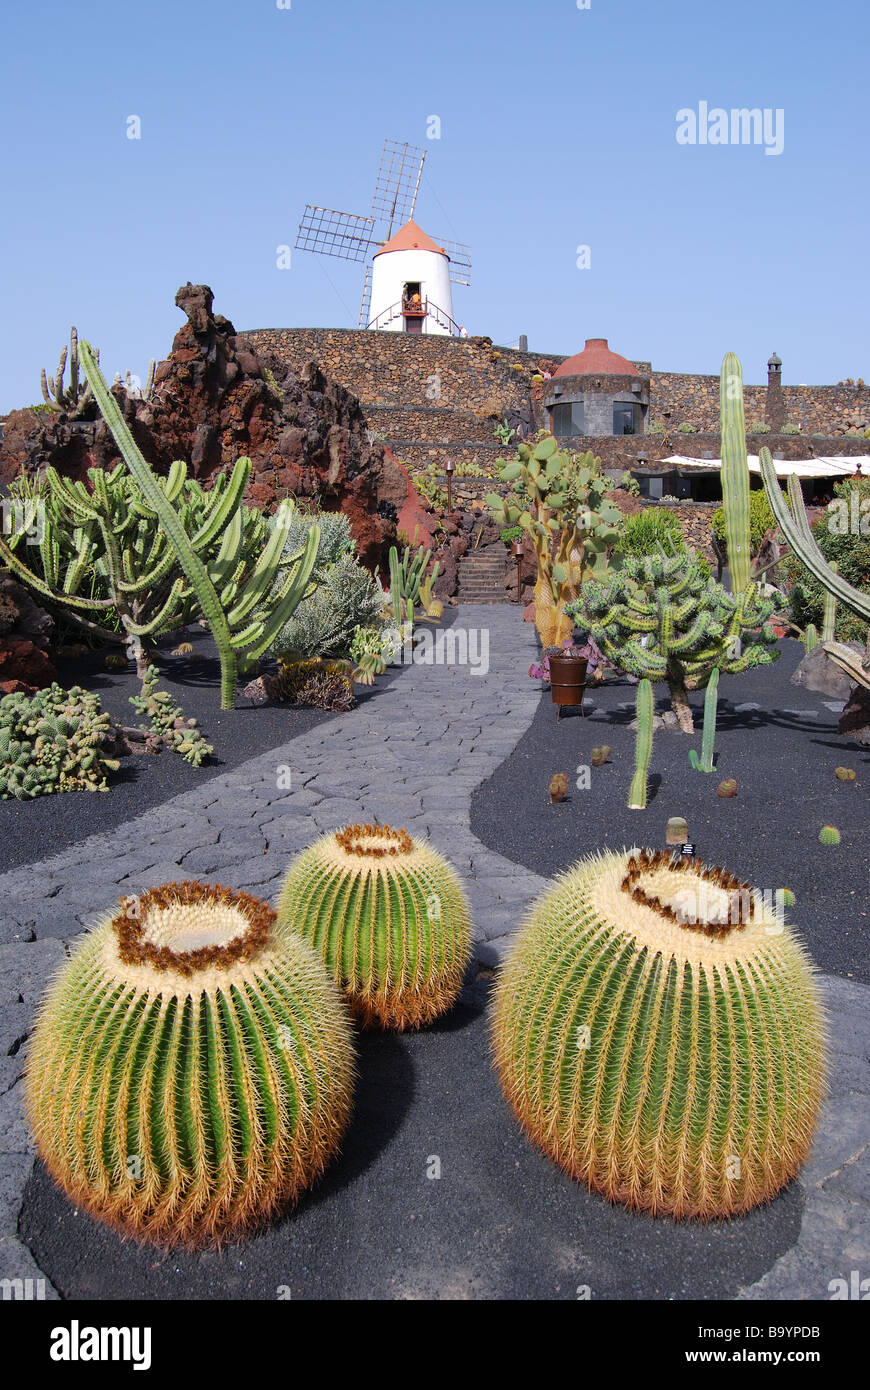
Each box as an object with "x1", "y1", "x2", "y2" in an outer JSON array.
[{"x1": 458, "y1": 549, "x2": 510, "y2": 604}]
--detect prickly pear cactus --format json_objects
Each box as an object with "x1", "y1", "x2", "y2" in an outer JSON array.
[
  {"x1": 278, "y1": 824, "x2": 473, "y2": 1029},
  {"x1": 492, "y1": 848, "x2": 826, "y2": 1219},
  {"x1": 25, "y1": 882, "x2": 355, "y2": 1248}
]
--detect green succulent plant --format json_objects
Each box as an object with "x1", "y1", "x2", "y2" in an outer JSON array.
[
  {"x1": 128, "y1": 665, "x2": 213, "y2": 766},
  {"x1": 0, "y1": 683, "x2": 120, "y2": 799},
  {"x1": 492, "y1": 848, "x2": 826, "y2": 1219},
  {"x1": 486, "y1": 437, "x2": 623, "y2": 649},
  {"x1": 566, "y1": 550, "x2": 779, "y2": 732},
  {"x1": 25, "y1": 881, "x2": 355, "y2": 1249},
  {"x1": 278, "y1": 824, "x2": 472, "y2": 1030}
]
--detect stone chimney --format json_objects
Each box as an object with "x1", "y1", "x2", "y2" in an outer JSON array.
[{"x1": 765, "y1": 351, "x2": 786, "y2": 431}]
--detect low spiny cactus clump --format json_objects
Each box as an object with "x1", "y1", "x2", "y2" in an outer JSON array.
[
  {"x1": 549, "y1": 773, "x2": 569, "y2": 803},
  {"x1": 819, "y1": 825, "x2": 841, "y2": 845},
  {"x1": 278, "y1": 824, "x2": 473, "y2": 1030},
  {"x1": 0, "y1": 684, "x2": 120, "y2": 799},
  {"x1": 25, "y1": 882, "x2": 355, "y2": 1248},
  {"x1": 492, "y1": 848, "x2": 826, "y2": 1219},
  {"x1": 129, "y1": 665, "x2": 213, "y2": 766}
]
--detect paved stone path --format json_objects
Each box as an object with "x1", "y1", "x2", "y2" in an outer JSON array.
[{"x1": 0, "y1": 603, "x2": 867, "y2": 1300}]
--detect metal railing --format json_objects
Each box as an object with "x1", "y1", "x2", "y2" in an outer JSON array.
[{"x1": 368, "y1": 299, "x2": 461, "y2": 335}]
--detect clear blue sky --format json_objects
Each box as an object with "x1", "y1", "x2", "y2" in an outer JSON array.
[{"x1": 1, "y1": 0, "x2": 867, "y2": 413}]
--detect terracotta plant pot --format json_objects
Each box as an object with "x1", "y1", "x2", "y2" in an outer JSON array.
[{"x1": 549, "y1": 654, "x2": 588, "y2": 718}]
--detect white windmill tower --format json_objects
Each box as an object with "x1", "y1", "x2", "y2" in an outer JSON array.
[{"x1": 295, "y1": 139, "x2": 471, "y2": 335}]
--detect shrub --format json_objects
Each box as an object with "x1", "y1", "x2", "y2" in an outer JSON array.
[
  {"x1": 712, "y1": 488, "x2": 777, "y2": 557},
  {"x1": 615, "y1": 507, "x2": 684, "y2": 558},
  {"x1": 270, "y1": 553, "x2": 385, "y2": 661},
  {"x1": 648, "y1": 421, "x2": 667, "y2": 435},
  {"x1": 279, "y1": 510, "x2": 353, "y2": 570}
]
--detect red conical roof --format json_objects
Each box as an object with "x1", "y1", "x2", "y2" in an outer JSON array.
[
  {"x1": 373, "y1": 219, "x2": 449, "y2": 258},
  {"x1": 554, "y1": 338, "x2": 639, "y2": 377}
]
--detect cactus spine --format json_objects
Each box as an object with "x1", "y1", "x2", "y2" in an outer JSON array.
[
  {"x1": 720, "y1": 352, "x2": 752, "y2": 594},
  {"x1": 689, "y1": 666, "x2": 719, "y2": 772},
  {"x1": 628, "y1": 678, "x2": 653, "y2": 809},
  {"x1": 25, "y1": 882, "x2": 355, "y2": 1248},
  {"x1": 492, "y1": 848, "x2": 826, "y2": 1219},
  {"x1": 277, "y1": 824, "x2": 472, "y2": 1030}
]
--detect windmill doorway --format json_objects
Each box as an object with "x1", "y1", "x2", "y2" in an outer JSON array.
[{"x1": 402, "y1": 282, "x2": 425, "y2": 332}]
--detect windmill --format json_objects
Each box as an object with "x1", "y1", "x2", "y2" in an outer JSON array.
[{"x1": 295, "y1": 139, "x2": 471, "y2": 333}]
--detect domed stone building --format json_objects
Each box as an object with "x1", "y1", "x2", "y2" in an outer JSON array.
[{"x1": 542, "y1": 338, "x2": 650, "y2": 439}]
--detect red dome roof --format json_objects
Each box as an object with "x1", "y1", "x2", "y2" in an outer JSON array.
[
  {"x1": 373, "y1": 219, "x2": 449, "y2": 259},
  {"x1": 554, "y1": 338, "x2": 639, "y2": 378}
]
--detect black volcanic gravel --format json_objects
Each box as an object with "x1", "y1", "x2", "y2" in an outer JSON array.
[{"x1": 470, "y1": 639, "x2": 869, "y2": 983}]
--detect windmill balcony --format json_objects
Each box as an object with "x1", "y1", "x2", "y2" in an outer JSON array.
[{"x1": 368, "y1": 298, "x2": 461, "y2": 335}]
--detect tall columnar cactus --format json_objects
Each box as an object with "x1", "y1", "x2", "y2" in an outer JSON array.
[
  {"x1": 277, "y1": 824, "x2": 473, "y2": 1030},
  {"x1": 689, "y1": 665, "x2": 719, "y2": 772},
  {"x1": 492, "y1": 848, "x2": 826, "y2": 1219},
  {"x1": 486, "y1": 438, "x2": 623, "y2": 649},
  {"x1": 0, "y1": 684, "x2": 120, "y2": 799},
  {"x1": 566, "y1": 550, "x2": 779, "y2": 732},
  {"x1": 719, "y1": 353, "x2": 752, "y2": 594},
  {"x1": 803, "y1": 623, "x2": 820, "y2": 653},
  {"x1": 628, "y1": 678, "x2": 653, "y2": 809},
  {"x1": 25, "y1": 882, "x2": 355, "y2": 1248},
  {"x1": 40, "y1": 327, "x2": 97, "y2": 417},
  {"x1": 759, "y1": 447, "x2": 870, "y2": 689},
  {"x1": 821, "y1": 564, "x2": 838, "y2": 644}
]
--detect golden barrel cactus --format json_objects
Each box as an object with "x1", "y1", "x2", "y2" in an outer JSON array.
[
  {"x1": 277, "y1": 824, "x2": 473, "y2": 1030},
  {"x1": 492, "y1": 849, "x2": 826, "y2": 1219},
  {"x1": 25, "y1": 882, "x2": 355, "y2": 1248}
]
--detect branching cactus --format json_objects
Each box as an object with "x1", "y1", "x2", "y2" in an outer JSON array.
[
  {"x1": 388, "y1": 540, "x2": 440, "y2": 634},
  {"x1": 277, "y1": 824, "x2": 473, "y2": 1030},
  {"x1": 40, "y1": 327, "x2": 98, "y2": 417},
  {"x1": 486, "y1": 437, "x2": 623, "y2": 648},
  {"x1": 25, "y1": 882, "x2": 355, "y2": 1248},
  {"x1": 566, "y1": 550, "x2": 779, "y2": 732},
  {"x1": 2, "y1": 342, "x2": 321, "y2": 708},
  {"x1": 492, "y1": 848, "x2": 826, "y2": 1219}
]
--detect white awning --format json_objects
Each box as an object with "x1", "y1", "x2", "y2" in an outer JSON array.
[{"x1": 661, "y1": 454, "x2": 870, "y2": 478}]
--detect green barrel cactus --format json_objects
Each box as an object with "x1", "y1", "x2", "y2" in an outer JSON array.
[
  {"x1": 278, "y1": 824, "x2": 473, "y2": 1030},
  {"x1": 25, "y1": 882, "x2": 355, "y2": 1248},
  {"x1": 492, "y1": 848, "x2": 826, "y2": 1219}
]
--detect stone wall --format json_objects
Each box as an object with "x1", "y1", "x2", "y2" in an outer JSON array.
[
  {"x1": 650, "y1": 372, "x2": 870, "y2": 436},
  {"x1": 240, "y1": 327, "x2": 557, "y2": 413},
  {"x1": 238, "y1": 328, "x2": 870, "y2": 473}
]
